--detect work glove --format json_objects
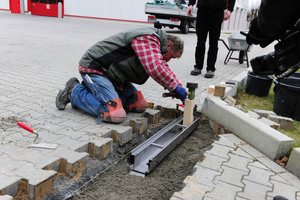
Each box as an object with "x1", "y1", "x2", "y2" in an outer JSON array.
[
  {"x1": 246, "y1": 17, "x2": 275, "y2": 48},
  {"x1": 174, "y1": 85, "x2": 187, "y2": 104}
]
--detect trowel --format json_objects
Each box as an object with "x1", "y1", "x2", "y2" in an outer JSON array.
[{"x1": 17, "y1": 121, "x2": 58, "y2": 149}]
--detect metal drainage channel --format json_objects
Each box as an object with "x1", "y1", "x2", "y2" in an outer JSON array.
[{"x1": 127, "y1": 116, "x2": 200, "y2": 177}]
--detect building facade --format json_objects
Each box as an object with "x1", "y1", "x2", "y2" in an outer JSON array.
[{"x1": 1, "y1": 0, "x2": 249, "y2": 30}]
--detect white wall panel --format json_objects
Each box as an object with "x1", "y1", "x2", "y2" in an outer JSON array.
[
  {"x1": 0, "y1": 0, "x2": 9, "y2": 10},
  {"x1": 65, "y1": 0, "x2": 149, "y2": 22}
]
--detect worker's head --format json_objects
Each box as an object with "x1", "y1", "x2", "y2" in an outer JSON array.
[{"x1": 163, "y1": 34, "x2": 184, "y2": 62}]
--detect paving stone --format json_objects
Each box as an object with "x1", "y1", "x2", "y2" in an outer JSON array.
[
  {"x1": 223, "y1": 153, "x2": 253, "y2": 172},
  {"x1": 0, "y1": 174, "x2": 21, "y2": 197},
  {"x1": 13, "y1": 150, "x2": 61, "y2": 169},
  {"x1": 205, "y1": 143, "x2": 234, "y2": 159},
  {"x1": 185, "y1": 165, "x2": 221, "y2": 187},
  {"x1": 53, "y1": 135, "x2": 89, "y2": 151},
  {"x1": 214, "y1": 135, "x2": 236, "y2": 148},
  {"x1": 277, "y1": 172, "x2": 300, "y2": 190},
  {"x1": 243, "y1": 165, "x2": 274, "y2": 187},
  {"x1": 252, "y1": 109, "x2": 276, "y2": 118},
  {"x1": 239, "y1": 144, "x2": 266, "y2": 158},
  {"x1": 248, "y1": 160, "x2": 272, "y2": 171},
  {"x1": 230, "y1": 148, "x2": 254, "y2": 159},
  {"x1": 237, "y1": 180, "x2": 272, "y2": 200},
  {"x1": 76, "y1": 125, "x2": 112, "y2": 138},
  {"x1": 102, "y1": 124, "x2": 132, "y2": 146},
  {"x1": 271, "y1": 174, "x2": 290, "y2": 185},
  {"x1": 173, "y1": 181, "x2": 211, "y2": 200},
  {"x1": 143, "y1": 108, "x2": 160, "y2": 124},
  {"x1": 268, "y1": 179, "x2": 300, "y2": 200},
  {"x1": 7, "y1": 163, "x2": 56, "y2": 186},
  {"x1": 220, "y1": 134, "x2": 247, "y2": 147},
  {"x1": 214, "y1": 166, "x2": 248, "y2": 188},
  {"x1": 269, "y1": 114, "x2": 294, "y2": 130},
  {"x1": 205, "y1": 181, "x2": 242, "y2": 200},
  {"x1": 198, "y1": 154, "x2": 228, "y2": 172},
  {"x1": 0, "y1": 143, "x2": 33, "y2": 159},
  {"x1": 0, "y1": 154, "x2": 28, "y2": 174},
  {"x1": 257, "y1": 157, "x2": 288, "y2": 174},
  {"x1": 259, "y1": 117, "x2": 281, "y2": 130}
]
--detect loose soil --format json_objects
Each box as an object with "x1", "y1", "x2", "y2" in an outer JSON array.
[{"x1": 67, "y1": 119, "x2": 217, "y2": 200}]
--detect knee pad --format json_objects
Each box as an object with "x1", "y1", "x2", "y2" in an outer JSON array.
[
  {"x1": 103, "y1": 99, "x2": 126, "y2": 123},
  {"x1": 128, "y1": 91, "x2": 148, "y2": 113}
]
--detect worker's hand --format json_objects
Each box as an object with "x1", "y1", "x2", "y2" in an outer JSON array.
[
  {"x1": 246, "y1": 17, "x2": 275, "y2": 48},
  {"x1": 174, "y1": 85, "x2": 187, "y2": 104},
  {"x1": 187, "y1": 5, "x2": 193, "y2": 16},
  {"x1": 223, "y1": 10, "x2": 231, "y2": 21}
]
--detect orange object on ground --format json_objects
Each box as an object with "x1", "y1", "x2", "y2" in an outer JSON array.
[
  {"x1": 103, "y1": 98, "x2": 126, "y2": 123},
  {"x1": 129, "y1": 91, "x2": 148, "y2": 113}
]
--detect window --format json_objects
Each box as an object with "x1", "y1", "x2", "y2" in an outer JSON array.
[
  {"x1": 31, "y1": 0, "x2": 39, "y2": 2},
  {"x1": 40, "y1": 0, "x2": 47, "y2": 3}
]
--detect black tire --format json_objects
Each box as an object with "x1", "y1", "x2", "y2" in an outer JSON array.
[
  {"x1": 180, "y1": 19, "x2": 189, "y2": 34},
  {"x1": 239, "y1": 50, "x2": 245, "y2": 64}
]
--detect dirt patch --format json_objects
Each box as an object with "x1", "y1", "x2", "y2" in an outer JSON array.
[
  {"x1": 0, "y1": 116, "x2": 20, "y2": 131},
  {"x1": 67, "y1": 120, "x2": 217, "y2": 200}
]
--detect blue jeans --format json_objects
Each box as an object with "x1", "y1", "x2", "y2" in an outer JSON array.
[{"x1": 70, "y1": 74, "x2": 137, "y2": 117}]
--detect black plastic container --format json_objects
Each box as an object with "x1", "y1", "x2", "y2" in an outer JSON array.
[
  {"x1": 245, "y1": 71, "x2": 273, "y2": 97},
  {"x1": 273, "y1": 76, "x2": 300, "y2": 121}
]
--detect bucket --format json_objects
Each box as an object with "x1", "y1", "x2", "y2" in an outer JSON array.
[
  {"x1": 245, "y1": 71, "x2": 273, "y2": 97},
  {"x1": 273, "y1": 77, "x2": 300, "y2": 121}
]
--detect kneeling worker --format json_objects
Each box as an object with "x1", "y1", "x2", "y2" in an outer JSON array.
[{"x1": 56, "y1": 27, "x2": 187, "y2": 124}]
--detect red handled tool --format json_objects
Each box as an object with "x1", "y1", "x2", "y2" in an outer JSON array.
[{"x1": 18, "y1": 121, "x2": 39, "y2": 143}]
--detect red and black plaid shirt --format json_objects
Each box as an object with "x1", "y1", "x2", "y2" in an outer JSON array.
[{"x1": 79, "y1": 35, "x2": 181, "y2": 91}]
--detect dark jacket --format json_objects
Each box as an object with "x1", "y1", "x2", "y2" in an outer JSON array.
[
  {"x1": 79, "y1": 27, "x2": 168, "y2": 85},
  {"x1": 188, "y1": 0, "x2": 235, "y2": 12},
  {"x1": 257, "y1": 0, "x2": 300, "y2": 37}
]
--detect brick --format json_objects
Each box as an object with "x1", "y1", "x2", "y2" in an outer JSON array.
[
  {"x1": 214, "y1": 85, "x2": 225, "y2": 97},
  {"x1": 269, "y1": 115, "x2": 294, "y2": 130},
  {"x1": 103, "y1": 124, "x2": 133, "y2": 146},
  {"x1": 206, "y1": 181, "x2": 242, "y2": 200},
  {"x1": 259, "y1": 117, "x2": 280, "y2": 130},
  {"x1": 238, "y1": 180, "x2": 272, "y2": 200},
  {"x1": 244, "y1": 166, "x2": 274, "y2": 187},
  {"x1": 252, "y1": 109, "x2": 276, "y2": 118},
  {"x1": 0, "y1": 174, "x2": 21, "y2": 197},
  {"x1": 143, "y1": 109, "x2": 161, "y2": 124}
]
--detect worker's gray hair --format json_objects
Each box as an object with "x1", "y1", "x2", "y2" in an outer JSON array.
[{"x1": 167, "y1": 34, "x2": 184, "y2": 57}]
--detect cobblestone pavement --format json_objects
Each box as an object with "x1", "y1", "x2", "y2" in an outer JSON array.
[{"x1": 0, "y1": 11, "x2": 299, "y2": 199}]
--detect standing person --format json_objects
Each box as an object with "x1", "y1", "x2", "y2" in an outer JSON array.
[
  {"x1": 188, "y1": 0, "x2": 236, "y2": 78},
  {"x1": 56, "y1": 27, "x2": 187, "y2": 124}
]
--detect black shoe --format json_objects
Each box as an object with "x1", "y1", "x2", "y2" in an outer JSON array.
[
  {"x1": 56, "y1": 77, "x2": 79, "y2": 110},
  {"x1": 204, "y1": 71, "x2": 215, "y2": 78},
  {"x1": 190, "y1": 68, "x2": 201, "y2": 76}
]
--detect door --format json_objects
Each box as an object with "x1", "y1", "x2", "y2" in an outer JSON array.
[{"x1": 10, "y1": 0, "x2": 20, "y2": 14}]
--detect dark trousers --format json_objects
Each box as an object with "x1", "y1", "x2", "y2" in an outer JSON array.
[{"x1": 195, "y1": 8, "x2": 224, "y2": 72}]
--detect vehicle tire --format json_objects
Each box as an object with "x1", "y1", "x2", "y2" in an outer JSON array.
[
  {"x1": 154, "y1": 22, "x2": 162, "y2": 29},
  {"x1": 239, "y1": 50, "x2": 245, "y2": 64},
  {"x1": 180, "y1": 20, "x2": 189, "y2": 34}
]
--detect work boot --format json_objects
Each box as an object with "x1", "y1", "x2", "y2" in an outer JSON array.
[
  {"x1": 56, "y1": 77, "x2": 79, "y2": 110},
  {"x1": 128, "y1": 91, "x2": 148, "y2": 113},
  {"x1": 204, "y1": 71, "x2": 215, "y2": 78},
  {"x1": 103, "y1": 98, "x2": 126, "y2": 123}
]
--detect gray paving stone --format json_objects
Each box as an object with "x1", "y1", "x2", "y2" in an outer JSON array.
[
  {"x1": 238, "y1": 180, "x2": 272, "y2": 200},
  {"x1": 248, "y1": 160, "x2": 272, "y2": 171},
  {"x1": 172, "y1": 181, "x2": 211, "y2": 200},
  {"x1": 205, "y1": 181, "x2": 243, "y2": 200},
  {"x1": 198, "y1": 154, "x2": 228, "y2": 172},
  {"x1": 13, "y1": 150, "x2": 61, "y2": 169},
  {"x1": 271, "y1": 174, "x2": 291, "y2": 185},
  {"x1": 239, "y1": 144, "x2": 266, "y2": 158},
  {"x1": 214, "y1": 166, "x2": 248, "y2": 188},
  {"x1": 277, "y1": 172, "x2": 300, "y2": 190},
  {"x1": 205, "y1": 143, "x2": 234, "y2": 159},
  {"x1": 0, "y1": 174, "x2": 20, "y2": 197},
  {"x1": 7, "y1": 163, "x2": 56, "y2": 186},
  {"x1": 257, "y1": 157, "x2": 288, "y2": 174},
  {"x1": 268, "y1": 179, "x2": 300, "y2": 200},
  {"x1": 186, "y1": 165, "x2": 221, "y2": 187},
  {"x1": 0, "y1": 143, "x2": 33, "y2": 159},
  {"x1": 230, "y1": 147, "x2": 254, "y2": 159},
  {"x1": 243, "y1": 165, "x2": 274, "y2": 187},
  {"x1": 102, "y1": 124, "x2": 133, "y2": 146},
  {"x1": 223, "y1": 153, "x2": 253, "y2": 172},
  {"x1": 214, "y1": 135, "x2": 236, "y2": 148},
  {"x1": 53, "y1": 135, "x2": 89, "y2": 151},
  {"x1": 0, "y1": 154, "x2": 28, "y2": 174}
]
